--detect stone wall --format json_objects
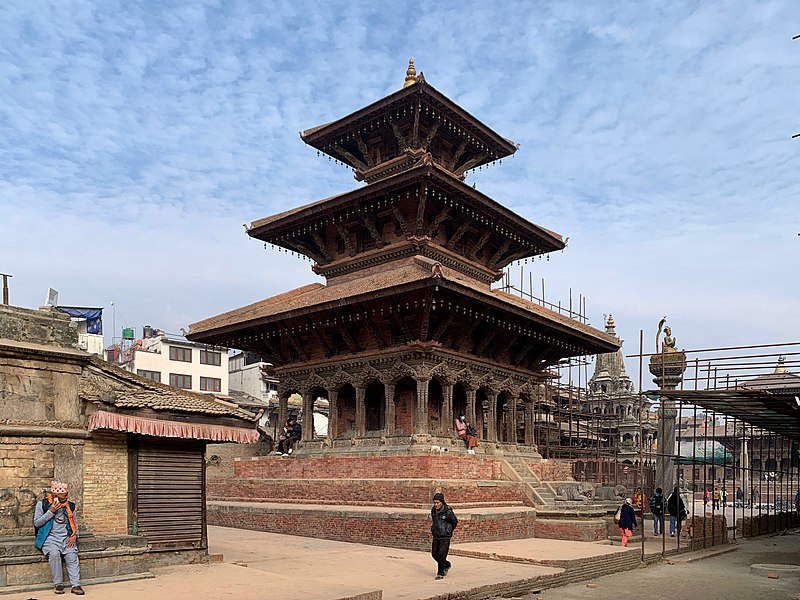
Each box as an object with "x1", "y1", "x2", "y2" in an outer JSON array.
[
  {"x1": 0, "y1": 305, "x2": 76, "y2": 349},
  {"x1": 83, "y1": 432, "x2": 128, "y2": 534}
]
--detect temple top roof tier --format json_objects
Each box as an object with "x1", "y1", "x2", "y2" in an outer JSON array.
[{"x1": 301, "y1": 63, "x2": 518, "y2": 184}]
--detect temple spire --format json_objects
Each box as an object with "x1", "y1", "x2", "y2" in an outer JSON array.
[{"x1": 403, "y1": 58, "x2": 417, "y2": 88}]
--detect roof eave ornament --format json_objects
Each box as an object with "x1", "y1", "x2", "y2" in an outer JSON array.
[{"x1": 403, "y1": 58, "x2": 417, "y2": 88}]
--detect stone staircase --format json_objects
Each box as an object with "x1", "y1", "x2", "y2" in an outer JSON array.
[{"x1": 502, "y1": 456, "x2": 556, "y2": 507}]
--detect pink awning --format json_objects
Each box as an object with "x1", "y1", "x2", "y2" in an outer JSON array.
[{"x1": 88, "y1": 410, "x2": 258, "y2": 444}]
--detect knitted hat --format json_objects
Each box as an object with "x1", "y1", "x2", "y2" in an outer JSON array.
[
  {"x1": 50, "y1": 481, "x2": 68, "y2": 494},
  {"x1": 433, "y1": 492, "x2": 445, "y2": 502}
]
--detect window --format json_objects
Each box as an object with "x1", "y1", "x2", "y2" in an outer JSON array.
[
  {"x1": 169, "y1": 373, "x2": 192, "y2": 389},
  {"x1": 169, "y1": 346, "x2": 192, "y2": 362},
  {"x1": 200, "y1": 377, "x2": 221, "y2": 393},
  {"x1": 200, "y1": 350, "x2": 221, "y2": 366},
  {"x1": 137, "y1": 369, "x2": 161, "y2": 383}
]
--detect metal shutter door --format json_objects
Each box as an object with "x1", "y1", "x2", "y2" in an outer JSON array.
[{"x1": 136, "y1": 441, "x2": 205, "y2": 550}]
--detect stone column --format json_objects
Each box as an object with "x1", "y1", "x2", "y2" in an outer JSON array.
[
  {"x1": 649, "y1": 350, "x2": 686, "y2": 495},
  {"x1": 415, "y1": 376, "x2": 430, "y2": 435},
  {"x1": 442, "y1": 384, "x2": 454, "y2": 437},
  {"x1": 465, "y1": 388, "x2": 477, "y2": 427},
  {"x1": 384, "y1": 383, "x2": 396, "y2": 436},
  {"x1": 355, "y1": 386, "x2": 366, "y2": 438},
  {"x1": 302, "y1": 392, "x2": 314, "y2": 441},
  {"x1": 327, "y1": 390, "x2": 339, "y2": 444},
  {"x1": 487, "y1": 392, "x2": 497, "y2": 442}
]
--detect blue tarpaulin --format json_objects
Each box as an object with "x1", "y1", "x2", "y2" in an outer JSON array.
[{"x1": 55, "y1": 307, "x2": 103, "y2": 334}]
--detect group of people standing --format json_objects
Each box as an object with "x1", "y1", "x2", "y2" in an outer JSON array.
[{"x1": 616, "y1": 486, "x2": 690, "y2": 545}]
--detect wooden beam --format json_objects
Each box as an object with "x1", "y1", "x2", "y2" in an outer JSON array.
[
  {"x1": 388, "y1": 115, "x2": 408, "y2": 151},
  {"x1": 362, "y1": 311, "x2": 387, "y2": 349},
  {"x1": 333, "y1": 219, "x2": 356, "y2": 256},
  {"x1": 415, "y1": 184, "x2": 427, "y2": 236},
  {"x1": 455, "y1": 318, "x2": 481, "y2": 352},
  {"x1": 305, "y1": 316, "x2": 334, "y2": 357},
  {"x1": 426, "y1": 205, "x2": 451, "y2": 238},
  {"x1": 412, "y1": 101, "x2": 421, "y2": 147},
  {"x1": 355, "y1": 134, "x2": 374, "y2": 168},
  {"x1": 281, "y1": 326, "x2": 309, "y2": 362},
  {"x1": 487, "y1": 240, "x2": 512, "y2": 268},
  {"x1": 449, "y1": 139, "x2": 469, "y2": 172},
  {"x1": 420, "y1": 120, "x2": 441, "y2": 152},
  {"x1": 357, "y1": 210, "x2": 386, "y2": 247},
  {"x1": 392, "y1": 205, "x2": 410, "y2": 236},
  {"x1": 310, "y1": 230, "x2": 332, "y2": 262},
  {"x1": 431, "y1": 312, "x2": 455, "y2": 342},
  {"x1": 333, "y1": 144, "x2": 368, "y2": 170},
  {"x1": 467, "y1": 229, "x2": 492, "y2": 260},
  {"x1": 419, "y1": 290, "x2": 433, "y2": 340},
  {"x1": 474, "y1": 329, "x2": 498, "y2": 356},
  {"x1": 390, "y1": 310, "x2": 413, "y2": 342},
  {"x1": 445, "y1": 217, "x2": 473, "y2": 250}
]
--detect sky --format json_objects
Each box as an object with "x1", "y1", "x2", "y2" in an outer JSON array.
[{"x1": 1, "y1": 1, "x2": 798, "y2": 389}]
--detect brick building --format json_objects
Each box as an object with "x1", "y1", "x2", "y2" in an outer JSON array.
[{"x1": 0, "y1": 303, "x2": 258, "y2": 590}]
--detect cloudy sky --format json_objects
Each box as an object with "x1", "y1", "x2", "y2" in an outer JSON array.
[{"x1": 1, "y1": 1, "x2": 798, "y2": 386}]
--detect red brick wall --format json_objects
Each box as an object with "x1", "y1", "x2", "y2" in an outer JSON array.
[
  {"x1": 234, "y1": 455, "x2": 505, "y2": 480},
  {"x1": 336, "y1": 396, "x2": 356, "y2": 437},
  {"x1": 208, "y1": 504, "x2": 535, "y2": 550},
  {"x1": 527, "y1": 460, "x2": 573, "y2": 481},
  {"x1": 736, "y1": 511, "x2": 800, "y2": 537},
  {"x1": 395, "y1": 390, "x2": 414, "y2": 434},
  {"x1": 207, "y1": 478, "x2": 525, "y2": 506},
  {"x1": 535, "y1": 518, "x2": 608, "y2": 542}
]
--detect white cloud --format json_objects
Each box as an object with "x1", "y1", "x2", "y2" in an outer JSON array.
[{"x1": 0, "y1": 0, "x2": 798, "y2": 384}]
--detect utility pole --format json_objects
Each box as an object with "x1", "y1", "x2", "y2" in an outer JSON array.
[{"x1": 0, "y1": 273, "x2": 12, "y2": 305}]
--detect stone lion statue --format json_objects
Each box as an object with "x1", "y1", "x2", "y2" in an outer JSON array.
[
  {"x1": 555, "y1": 482, "x2": 595, "y2": 503},
  {"x1": 594, "y1": 485, "x2": 627, "y2": 501}
]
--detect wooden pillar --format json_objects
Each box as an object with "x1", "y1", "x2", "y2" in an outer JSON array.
[
  {"x1": 415, "y1": 376, "x2": 430, "y2": 435},
  {"x1": 355, "y1": 386, "x2": 366, "y2": 437},
  {"x1": 385, "y1": 383, "x2": 396, "y2": 436},
  {"x1": 327, "y1": 390, "x2": 338, "y2": 444},
  {"x1": 302, "y1": 392, "x2": 314, "y2": 441},
  {"x1": 487, "y1": 392, "x2": 497, "y2": 442},
  {"x1": 442, "y1": 384, "x2": 453, "y2": 436},
  {"x1": 506, "y1": 397, "x2": 516, "y2": 444},
  {"x1": 524, "y1": 399, "x2": 534, "y2": 446},
  {"x1": 277, "y1": 390, "x2": 288, "y2": 430},
  {"x1": 465, "y1": 388, "x2": 477, "y2": 428}
]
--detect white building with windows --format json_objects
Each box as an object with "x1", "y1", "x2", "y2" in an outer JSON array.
[
  {"x1": 115, "y1": 327, "x2": 229, "y2": 395},
  {"x1": 228, "y1": 351, "x2": 278, "y2": 402}
]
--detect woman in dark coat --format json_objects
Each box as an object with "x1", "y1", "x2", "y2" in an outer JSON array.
[{"x1": 618, "y1": 497, "x2": 637, "y2": 547}]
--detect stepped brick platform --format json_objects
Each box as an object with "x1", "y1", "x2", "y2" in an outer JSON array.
[
  {"x1": 209, "y1": 501, "x2": 537, "y2": 551},
  {"x1": 0, "y1": 534, "x2": 207, "y2": 592},
  {"x1": 206, "y1": 451, "x2": 631, "y2": 545}
]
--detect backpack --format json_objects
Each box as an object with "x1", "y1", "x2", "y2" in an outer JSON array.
[{"x1": 649, "y1": 494, "x2": 663, "y2": 513}]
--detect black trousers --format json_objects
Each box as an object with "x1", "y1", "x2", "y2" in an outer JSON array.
[{"x1": 431, "y1": 537, "x2": 451, "y2": 576}]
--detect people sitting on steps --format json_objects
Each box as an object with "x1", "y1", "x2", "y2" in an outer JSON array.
[{"x1": 275, "y1": 416, "x2": 302, "y2": 457}]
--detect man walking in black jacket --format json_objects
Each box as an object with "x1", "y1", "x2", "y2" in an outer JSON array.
[{"x1": 430, "y1": 492, "x2": 458, "y2": 580}]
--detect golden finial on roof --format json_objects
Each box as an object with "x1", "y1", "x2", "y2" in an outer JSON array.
[
  {"x1": 606, "y1": 314, "x2": 615, "y2": 329},
  {"x1": 774, "y1": 355, "x2": 786, "y2": 374},
  {"x1": 403, "y1": 59, "x2": 417, "y2": 88}
]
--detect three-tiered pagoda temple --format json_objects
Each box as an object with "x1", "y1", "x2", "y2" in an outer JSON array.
[{"x1": 188, "y1": 61, "x2": 619, "y2": 454}]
